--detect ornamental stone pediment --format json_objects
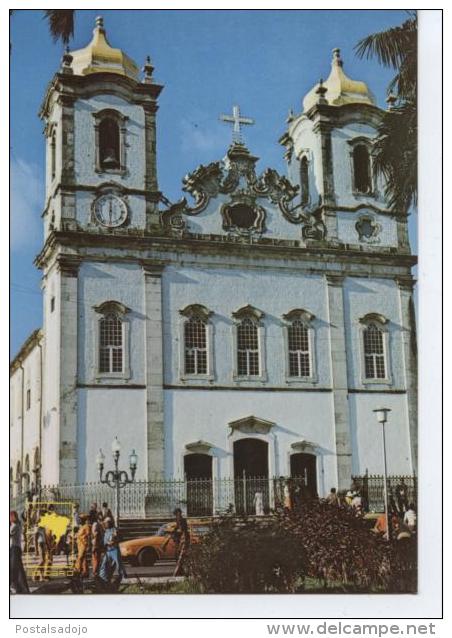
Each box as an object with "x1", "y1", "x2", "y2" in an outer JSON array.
[
  {"x1": 291, "y1": 439, "x2": 318, "y2": 452},
  {"x1": 185, "y1": 440, "x2": 214, "y2": 454},
  {"x1": 228, "y1": 415, "x2": 275, "y2": 435}
]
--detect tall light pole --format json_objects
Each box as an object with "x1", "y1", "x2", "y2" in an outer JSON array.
[
  {"x1": 373, "y1": 408, "x2": 391, "y2": 540},
  {"x1": 96, "y1": 437, "x2": 138, "y2": 527}
]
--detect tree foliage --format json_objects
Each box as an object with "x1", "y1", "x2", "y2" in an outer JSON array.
[
  {"x1": 43, "y1": 10, "x2": 75, "y2": 45},
  {"x1": 355, "y1": 11, "x2": 417, "y2": 212}
]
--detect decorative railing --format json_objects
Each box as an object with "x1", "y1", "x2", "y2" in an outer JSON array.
[{"x1": 9, "y1": 474, "x2": 417, "y2": 520}]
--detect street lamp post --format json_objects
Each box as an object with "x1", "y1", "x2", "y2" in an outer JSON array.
[
  {"x1": 373, "y1": 408, "x2": 391, "y2": 540},
  {"x1": 95, "y1": 437, "x2": 138, "y2": 527}
]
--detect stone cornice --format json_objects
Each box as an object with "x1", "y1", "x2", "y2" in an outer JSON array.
[
  {"x1": 34, "y1": 230, "x2": 418, "y2": 273},
  {"x1": 56, "y1": 254, "x2": 82, "y2": 277}
]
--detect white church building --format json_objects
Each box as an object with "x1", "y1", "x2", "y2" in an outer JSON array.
[{"x1": 10, "y1": 18, "x2": 417, "y2": 512}]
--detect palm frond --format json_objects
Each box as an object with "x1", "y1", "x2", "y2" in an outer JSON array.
[
  {"x1": 43, "y1": 10, "x2": 75, "y2": 44},
  {"x1": 354, "y1": 15, "x2": 416, "y2": 70}
]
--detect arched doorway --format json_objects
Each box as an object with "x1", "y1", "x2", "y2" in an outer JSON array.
[
  {"x1": 233, "y1": 438, "x2": 269, "y2": 514},
  {"x1": 290, "y1": 452, "x2": 317, "y2": 499},
  {"x1": 184, "y1": 453, "x2": 213, "y2": 516}
]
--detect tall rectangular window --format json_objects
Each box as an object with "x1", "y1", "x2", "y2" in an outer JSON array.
[
  {"x1": 237, "y1": 318, "x2": 260, "y2": 376},
  {"x1": 184, "y1": 317, "x2": 207, "y2": 375},
  {"x1": 288, "y1": 320, "x2": 311, "y2": 377},
  {"x1": 363, "y1": 324, "x2": 386, "y2": 379},
  {"x1": 26, "y1": 388, "x2": 31, "y2": 411},
  {"x1": 99, "y1": 314, "x2": 123, "y2": 373}
]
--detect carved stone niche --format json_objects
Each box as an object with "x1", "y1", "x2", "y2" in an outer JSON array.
[
  {"x1": 228, "y1": 415, "x2": 275, "y2": 436},
  {"x1": 221, "y1": 195, "x2": 266, "y2": 238}
]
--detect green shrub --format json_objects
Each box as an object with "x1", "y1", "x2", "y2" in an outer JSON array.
[{"x1": 186, "y1": 516, "x2": 307, "y2": 593}]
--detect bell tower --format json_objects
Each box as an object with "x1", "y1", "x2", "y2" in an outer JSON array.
[
  {"x1": 36, "y1": 17, "x2": 164, "y2": 485},
  {"x1": 40, "y1": 16, "x2": 163, "y2": 239}
]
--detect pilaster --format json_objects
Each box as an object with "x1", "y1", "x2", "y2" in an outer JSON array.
[
  {"x1": 325, "y1": 273, "x2": 352, "y2": 490},
  {"x1": 396, "y1": 275, "x2": 418, "y2": 473},
  {"x1": 57, "y1": 255, "x2": 80, "y2": 484},
  {"x1": 143, "y1": 261, "x2": 165, "y2": 479}
]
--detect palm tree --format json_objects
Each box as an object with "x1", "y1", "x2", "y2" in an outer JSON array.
[
  {"x1": 43, "y1": 9, "x2": 75, "y2": 44},
  {"x1": 355, "y1": 11, "x2": 417, "y2": 213}
]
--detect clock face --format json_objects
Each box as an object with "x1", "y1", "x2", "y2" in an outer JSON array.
[{"x1": 94, "y1": 194, "x2": 128, "y2": 228}]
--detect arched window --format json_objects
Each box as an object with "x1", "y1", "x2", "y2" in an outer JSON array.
[
  {"x1": 94, "y1": 301, "x2": 130, "y2": 379},
  {"x1": 283, "y1": 309, "x2": 315, "y2": 380},
  {"x1": 360, "y1": 313, "x2": 390, "y2": 382},
  {"x1": 179, "y1": 305, "x2": 213, "y2": 378},
  {"x1": 99, "y1": 313, "x2": 123, "y2": 373},
  {"x1": 93, "y1": 109, "x2": 128, "y2": 174},
  {"x1": 353, "y1": 144, "x2": 372, "y2": 194},
  {"x1": 99, "y1": 118, "x2": 120, "y2": 170},
  {"x1": 300, "y1": 156, "x2": 309, "y2": 206}
]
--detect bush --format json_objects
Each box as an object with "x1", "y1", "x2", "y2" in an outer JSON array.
[{"x1": 185, "y1": 516, "x2": 307, "y2": 593}]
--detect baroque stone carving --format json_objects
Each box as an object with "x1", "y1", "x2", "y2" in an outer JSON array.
[
  {"x1": 161, "y1": 141, "x2": 327, "y2": 241},
  {"x1": 355, "y1": 214, "x2": 381, "y2": 243}
]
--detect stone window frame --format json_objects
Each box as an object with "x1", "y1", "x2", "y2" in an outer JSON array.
[
  {"x1": 359, "y1": 312, "x2": 392, "y2": 385},
  {"x1": 232, "y1": 305, "x2": 267, "y2": 383},
  {"x1": 46, "y1": 122, "x2": 58, "y2": 186},
  {"x1": 93, "y1": 300, "x2": 131, "y2": 381},
  {"x1": 282, "y1": 309, "x2": 317, "y2": 384},
  {"x1": 179, "y1": 304, "x2": 215, "y2": 382},
  {"x1": 347, "y1": 137, "x2": 376, "y2": 197},
  {"x1": 92, "y1": 109, "x2": 128, "y2": 176}
]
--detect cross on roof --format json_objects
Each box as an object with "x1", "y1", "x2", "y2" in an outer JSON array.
[{"x1": 220, "y1": 105, "x2": 254, "y2": 143}]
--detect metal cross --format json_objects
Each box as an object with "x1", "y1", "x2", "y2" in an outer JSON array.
[{"x1": 220, "y1": 105, "x2": 254, "y2": 143}]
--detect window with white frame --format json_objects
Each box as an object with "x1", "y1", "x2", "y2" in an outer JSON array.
[
  {"x1": 360, "y1": 313, "x2": 390, "y2": 382},
  {"x1": 179, "y1": 304, "x2": 213, "y2": 379},
  {"x1": 99, "y1": 313, "x2": 124, "y2": 373},
  {"x1": 283, "y1": 309, "x2": 315, "y2": 380},
  {"x1": 232, "y1": 305, "x2": 265, "y2": 380},
  {"x1": 94, "y1": 301, "x2": 130, "y2": 379}
]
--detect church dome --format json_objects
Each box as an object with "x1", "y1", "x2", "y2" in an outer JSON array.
[
  {"x1": 69, "y1": 16, "x2": 139, "y2": 80},
  {"x1": 302, "y1": 48, "x2": 376, "y2": 112}
]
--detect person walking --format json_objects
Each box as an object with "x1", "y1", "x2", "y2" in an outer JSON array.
[
  {"x1": 98, "y1": 518, "x2": 126, "y2": 585},
  {"x1": 99, "y1": 502, "x2": 115, "y2": 526},
  {"x1": 10, "y1": 511, "x2": 29, "y2": 594}
]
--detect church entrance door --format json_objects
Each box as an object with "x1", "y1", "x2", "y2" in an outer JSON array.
[
  {"x1": 184, "y1": 454, "x2": 213, "y2": 516},
  {"x1": 233, "y1": 438, "x2": 269, "y2": 515},
  {"x1": 290, "y1": 452, "x2": 317, "y2": 500}
]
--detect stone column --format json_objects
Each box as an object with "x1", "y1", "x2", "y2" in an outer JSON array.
[
  {"x1": 325, "y1": 273, "x2": 352, "y2": 490},
  {"x1": 396, "y1": 275, "x2": 418, "y2": 473},
  {"x1": 143, "y1": 104, "x2": 162, "y2": 232},
  {"x1": 143, "y1": 262, "x2": 165, "y2": 479},
  {"x1": 57, "y1": 256, "x2": 80, "y2": 484},
  {"x1": 313, "y1": 116, "x2": 337, "y2": 240}
]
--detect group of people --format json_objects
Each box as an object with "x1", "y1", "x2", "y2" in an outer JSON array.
[{"x1": 72, "y1": 501, "x2": 127, "y2": 587}]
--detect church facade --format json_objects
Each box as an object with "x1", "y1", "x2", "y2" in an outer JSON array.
[{"x1": 10, "y1": 18, "x2": 417, "y2": 506}]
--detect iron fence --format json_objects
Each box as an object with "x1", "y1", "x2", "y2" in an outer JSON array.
[
  {"x1": 351, "y1": 474, "x2": 417, "y2": 513},
  {"x1": 9, "y1": 474, "x2": 417, "y2": 520}
]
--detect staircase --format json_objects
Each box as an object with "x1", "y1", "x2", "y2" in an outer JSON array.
[{"x1": 118, "y1": 517, "x2": 172, "y2": 541}]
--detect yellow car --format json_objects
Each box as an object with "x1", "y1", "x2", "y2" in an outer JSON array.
[{"x1": 119, "y1": 520, "x2": 212, "y2": 566}]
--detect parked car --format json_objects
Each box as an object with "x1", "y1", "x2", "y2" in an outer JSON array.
[{"x1": 119, "y1": 519, "x2": 212, "y2": 566}]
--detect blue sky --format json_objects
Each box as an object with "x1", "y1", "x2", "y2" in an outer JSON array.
[{"x1": 10, "y1": 8, "x2": 414, "y2": 356}]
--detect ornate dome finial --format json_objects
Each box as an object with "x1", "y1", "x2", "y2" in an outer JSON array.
[
  {"x1": 142, "y1": 55, "x2": 154, "y2": 83},
  {"x1": 61, "y1": 46, "x2": 73, "y2": 74},
  {"x1": 315, "y1": 78, "x2": 328, "y2": 104},
  {"x1": 332, "y1": 47, "x2": 343, "y2": 66},
  {"x1": 95, "y1": 16, "x2": 104, "y2": 29}
]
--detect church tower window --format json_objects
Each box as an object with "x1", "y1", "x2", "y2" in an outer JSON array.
[
  {"x1": 93, "y1": 301, "x2": 131, "y2": 380},
  {"x1": 99, "y1": 313, "x2": 124, "y2": 373},
  {"x1": 179, "y1": 304, "x2": 214, "y2": 379},
  {"x1": 50, "y1": 131, "x2": 56, "y2": 181},
  {"x1": 99, "y1": 118, "x2": 120, "y2": 170},
  {"x1": 232, "y1": 306, "x2": 266, "y2": 381},
  {"x1": 300, "y1": 156, "x2": 309, "y2": 206},
  {"x1": 360, "y1": 313, "x2": 390, "y2": 382},
  {"x1": 282, "y1": 309, "x2": 316, "y2": 381},
  {"x1": 353, "y1": 144, "x2": 372, "y2": 194}
]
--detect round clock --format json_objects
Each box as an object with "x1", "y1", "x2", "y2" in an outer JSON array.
[{"x1": 94, "y1": 194, "x2": 128, "y2": 228}]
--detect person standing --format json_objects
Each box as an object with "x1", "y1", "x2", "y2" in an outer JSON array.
[
  {"x1": 403, "y1": 503, "x2": 417, "y2": 532},
  {"x1": 99, "y1": 502, "x2": 115, "y2": 526},
  {"x1": 91, "y1": 514, "x2": 104, "y2": 577},
  {"x1": 172, "y1": 508, "x2": 190, "y2": 577},
  {"x1": 326, "y1": 487, "x2": 339, "y2": 506},
  {"x1": 10, "y1": 511, "x2": 29, "y2": 594},
  {"x1": 99, "y1": 518, "x2": 126, "y2": 584},
  {"x1": 74, "y1": 515, "x2": 91, "y2": 578}
]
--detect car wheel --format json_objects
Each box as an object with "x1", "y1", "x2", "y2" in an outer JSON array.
[{"x1": 137, "y1": 548, "x2": 157, "y2": 567}]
